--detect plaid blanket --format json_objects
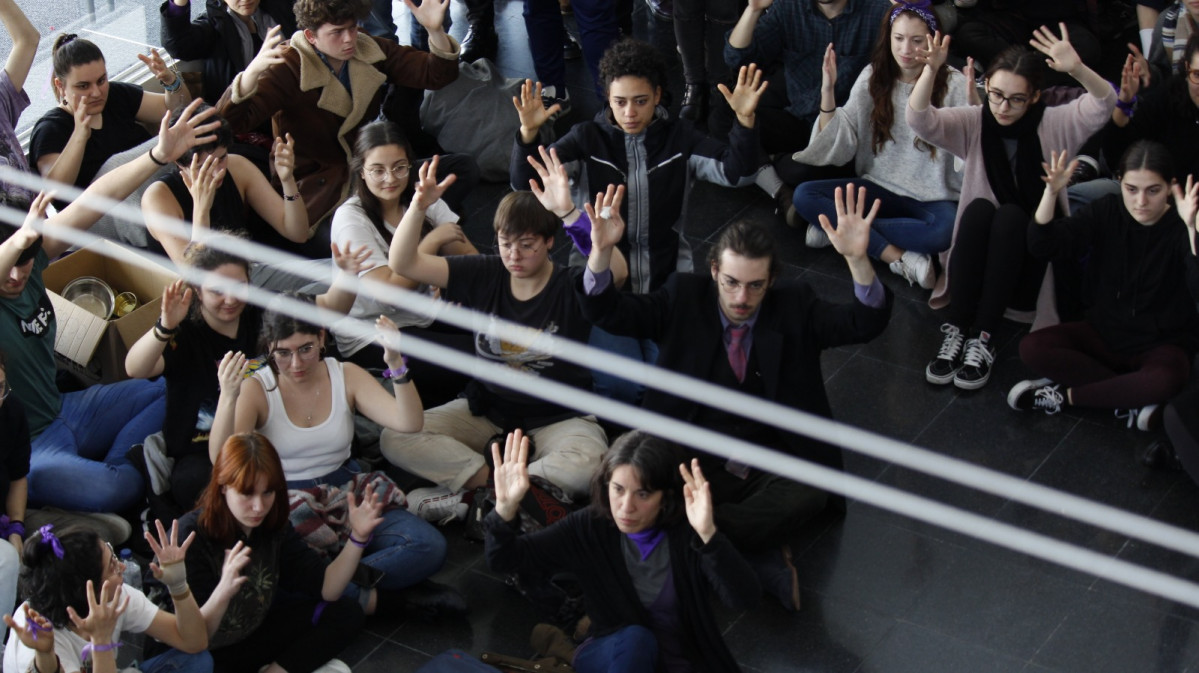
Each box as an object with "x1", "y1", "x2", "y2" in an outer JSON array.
[{"x1": 287, "y1": 471, "x2": 406, "y2": 560}]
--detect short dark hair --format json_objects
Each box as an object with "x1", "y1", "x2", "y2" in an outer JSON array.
[
  {"x1": 20, "y1": 525, "x2": 104, "y2": 629},
  {"x1": 590, "y1": 431, "x2": 686, "y2": 529},
  {"x1": 493, "y1": 191, "x2": 559, "y2": 241},
  {"x1": 51, "y1": 34, "x2": 104, "y2": 94},
  {"x1": 708, "y1": 219, "x2": 781, "y2": 279},
  {"x1": 294, "y1": 0, "x2": 370, "y2": 31},
  {"x1": 171, "y1": 103, "x2": 232, "y2": 166},
  {"x1": 984, "y1": 45, "x2": 1045, "y2": 93},
  {"x1": 598, "y1": 38, "x2": 667, "y2": 94},
  {"x1": 1117, "y1": 139, "x2": 1176, "y2": 185}
]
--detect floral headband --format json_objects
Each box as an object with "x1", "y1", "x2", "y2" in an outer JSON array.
[{"x1": 889, "y1": 1, "x2": 939, "y2": 34}]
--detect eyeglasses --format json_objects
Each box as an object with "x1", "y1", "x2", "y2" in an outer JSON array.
[
  {"x1": 270, "y1": 343, "x2": 320, "y2": 364},
  {"x1": 986, "y1": 89, "x2": 1031, "y2": 109},
  {"x1": 1188, "y1": 67, "x2": 1199, "y2": 85},
  {"x1": 104, "y1": 542, "x2": 123, "y2": 576},
  {"x1": 364, "y1": 164, "x2": 411, "y2": 182},
  {"x1": 717, "y1": 275, "x2": 768, "y2": 295},
  {"x1": 497, "y1": 238, "x2": 543, "y2": 256}
]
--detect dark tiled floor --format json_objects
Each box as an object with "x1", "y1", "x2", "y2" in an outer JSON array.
[{"x1": 347, "y1": 3, "x2": 1199, "y2": 671}]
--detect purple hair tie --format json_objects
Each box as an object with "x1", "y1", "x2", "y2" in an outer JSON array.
[
  {"x1": 38, "y1": 525, "x2": 64, "y2": 559},
  {"x1": 27, "y1": 618, "x2": 48, "y2": 642},
  {"x1": 889, "y1": 1, "x2": 939, "y2": 34}
]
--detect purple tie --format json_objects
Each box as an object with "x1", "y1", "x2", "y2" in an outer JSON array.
[{"x1": 727, "y1": 324, "x2": 749, "y2": 383}]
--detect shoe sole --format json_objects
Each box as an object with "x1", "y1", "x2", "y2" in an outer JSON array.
[
  {"x1": 925, "y1": 364, "x2": 959, "y2": 385},
  {"x1": 953, "y1": 373, "x2": 991, "y2": 390},
  {"x1": 1006, "y1": 378, "x2": 1054, "y2": 410}
]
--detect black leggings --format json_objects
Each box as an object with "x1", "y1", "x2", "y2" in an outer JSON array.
[
  {"x1": 1167, "y1": 388, "x2": 1199, "y2": 486},
  {"x1": 947, "y1": 199, "x2": 1043, "y2": 334},
  {"x1": 211, "y1": 595, "x2": 364, "y2": 673},
  {"x1": 1019, "y1": 321, "x2": 1192, "y2": 408}
]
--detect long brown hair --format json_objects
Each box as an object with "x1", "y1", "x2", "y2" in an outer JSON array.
[
  {"x1": 196, "y1": 432, "x2": 290, "y2": 546},
  {"x1": 867, "y1": 8, "x2": 949, "y2": 157}
]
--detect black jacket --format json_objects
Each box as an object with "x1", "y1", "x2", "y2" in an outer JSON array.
[
  {"x1": 485, "y1": 509, "x2": 759, "y2": 673},
  {"x1": 577, "y1": 272, "x2": 892, "y2": 471},
  {"x1": 160, "y1": 0, "x2": 297, "y2": 105},
  {"x1": 1028, "y1": 194, "x2": 1199, "y2": 355}
]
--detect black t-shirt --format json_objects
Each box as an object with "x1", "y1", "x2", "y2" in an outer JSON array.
[
  {"x1": 443, "y1": 256, "x2": 592, "y2": 427},
  {"x1": 0, "y1": 395, "x2": 33, "y2": 513},
  {"x1": 28, "y1": 82, "x2": 152, "y2": 189},
  {"x1": 161, "y1": 306, "x2": 262, "y2": 458}
]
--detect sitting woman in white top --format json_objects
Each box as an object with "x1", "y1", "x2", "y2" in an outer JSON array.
[
  {"x1": 793, "y1": 2, "x2": 972, "y2": 290},
  {"x1": 3, "y1": 523, "x2": 218, "y2": 673},
  {"x1": 207, "y1": 297, "x2": 465, "y2": 616},
  {"x1": 330, "y1": 120, "x2": 478, "y2": 407}
]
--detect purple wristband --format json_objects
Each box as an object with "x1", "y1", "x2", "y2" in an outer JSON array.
[
  {"x1": 563, "y1": 210, "x2": 593, "y2": 257},
  {"x1": 348, "y1": 533, "x2": 372, "y2": 548},
  {"x1": 81, "y1": 642, "x2": 120, "y2": 661}
]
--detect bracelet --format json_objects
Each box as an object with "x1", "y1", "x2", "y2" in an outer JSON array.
[
  {"x1": 155, "y1": 318, "x2": 179, "y2": 335},
  {"x1": 1115, "y1": 96, "x2": 1136, "y2": 117},
  {"x1": 147, "y1": 147, "x2": 168, "y2": 166},
  {"x1": 819, "y1": 106, "x2": 836, "y2": 114},
  {"x1": 282, "y1": 193, "x2": 300, "y2": 201},
  {"x1": 171, "y1": 587, "x2": 192, "y2": 602},
  {"x1": 160, "y1": 76, "x2": 182, "y2": 93},
  {"x1": 556, "y1": 207, "x2": 578, "y2": 220},
  {"x1": 348, "y1": 533, "x2": 372, "y2": 548},
  {"x1": 80, "y1": 642, "x2": 120, "y2": 661},
  {"x1": 152, "y1": 327, "x2": 171, "y2": 342}
]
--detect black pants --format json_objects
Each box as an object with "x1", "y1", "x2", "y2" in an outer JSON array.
[
  {"x1": 1168, "y1": 388, "x2": 1199, "y2": 488},
  {"x1": 211, "y1": 595, "x2": 364, "y2": 673},
  {"x1": 947, "y1": 199, "x2": 1042, "y2": 334},
  {"x1": 705, "y1": 462, "x2": 827, "y2": 551},
  {"x1": 953, "y1": 14, "x2": 1101, "y2": 88}
]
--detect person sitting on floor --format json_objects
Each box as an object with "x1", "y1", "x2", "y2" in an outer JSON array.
[
  {"x1": 1008, "y1": 141, "x2": 1199, "y2": 430},
  {"x1": 486, "y1": 429, "x2": 761, "y2": 673},
  {"x1": 0, "y1": 101, "x2": 218, "y2": 515}
]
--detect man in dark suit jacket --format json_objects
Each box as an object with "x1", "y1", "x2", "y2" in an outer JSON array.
[{"x1": 577, "y1": 185, "x2": 892, "y2": 610}]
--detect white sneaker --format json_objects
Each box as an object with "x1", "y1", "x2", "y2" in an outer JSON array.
[
  {"x1": 405, "y1": 486, "x2": 469, "y2": 524},
  {"x1": 805, "y1": 223, "x2": 832, "y2": 248},
  {"x1": 311, "y1": 659, "x2": 351, "y2": 673},
  {"x1": 889, "y1": 251, "x2": 935, "y2": 289}
]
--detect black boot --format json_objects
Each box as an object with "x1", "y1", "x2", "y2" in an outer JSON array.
[
  {"x1": 460, "y1": 2, "x2": 498, "y2": 63},
  {"x1": 679, "y1": 82, "x2": 708, "y2": 123}
]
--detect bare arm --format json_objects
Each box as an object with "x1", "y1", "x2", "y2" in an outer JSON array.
[
  {"x1": 207, "y1": 353, "x2": 258, "y2": 462},
  {"x1": 728, "y1": 0, "x2": 771, "y2": 50},
  {"x1": 0, "y1": 0, "x2": 38, "y2": 92},
  {"x1": 387, "y1": 158, "x2": 455, "y2": 288},
  {"x1": 345, "y1": 321, "x2": 423, "y2": 433},
  {"x1": 141, "y1": 180, "x2": 192, "y2": 265},
  {"x1": 240, "y1": 137, "x2": 308, "y2": 243},
  {"x1": 5, "y1": 477, "x2": 26, "y2": 550},
  {"x1": 126, "y1": 279, "x2": 191, "y2": 378}
]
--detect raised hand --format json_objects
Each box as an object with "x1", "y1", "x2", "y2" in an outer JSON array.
[
  {"x1": 527, "y1": 146, "x2": 575, "y2": 218},
  {"x1": 331, "y1": 241, "x2": 372, "y2": 275},
  {"x1": 411, "y1": 155, "x2": 458, "y2": 210},
  {"x1": 1040, "y1": 149, "x2": 1077, "y2": 195},
  {"x1": 273, "y1": 133, "x2": 297, "y2": 184},
  {"x1": 585, "y1": 183, "x2": 626, "y2": 255},
  {"x1": 679, "y1": 459, "x2": 715, "y2": 544},
  {"x1": 66, "y1": 578, "x2": 128, "y2": 646},
  {"x1": 137, "y1": 48, "x2": 179, "y2": 90},
  {"x1": 747, "y1": 0, "x2": 773, "y2": 11},
  {"x1": 914, "y1": 31, "x2": 951, "y2": 71},
  {"x1": 182, "y1": 153, "x2": 224, "y2": 218},
  {"x1": 1127, "y1": 42, "x2": 1152, "y2": 89},
  {"x1": 963, "y1": 56, "x2": 982, "y2": 106},
  {"x1": 717, "y1": 63, "x2": 768, "y2": 125},
  {"x1": 160, "y1": 279, "x2": 193, "y2": 332},
  {"x1": 211, "y1": 541, "x2": 252, "y2": 604},
  {"x1": 1172, "y1": 174, "x2": 1199, "y2": 233},
  {"x1": 1118, "y1": 54, "x2": 1141, "y2": 103},
  {"x1": 1031, "y1": 23, "x2": 1081, "y2": 74},
  {"x1": 513, "y1": 80, "x2": 559, "y2": 137},
  {"x1": 347, "y1": 482, "x2": 385, "y2": 542},
  {"x1": 145, "y1": 519, "x2": 194, "y2": 595},
  {"x1": 817, "y1": 183, "x2": 878, "y2": 262},
  {"x1": 69, "y1": 93, "x2": 93, "y2": 135},
  {"x1": 11, "y1": 191, "x2": 51, "y2": 252},
  {"x1": 244, "y1": 25, "x2": 287, "y2": 85},
  {"x1": 155, "y1": 98, "x2": 221, "y2": 164},
  {"x1": 491, "y1": 429, "x2": 531, "y2": 522},
  {"x1": 819, "y1": 43, "x2": 837, "y2": 96},
  {"x1": 403, "y1": 0, "x2": 450, "y2": 34},
  {"x1": 375, "y1": 315, "x2": 404, "y2": 369},
  {"x1": 3, "y1": 604, "x2": 55, "y2": 654},
  {"x1": 216, "y1": 350, "x2": 249, "y2": 396}
]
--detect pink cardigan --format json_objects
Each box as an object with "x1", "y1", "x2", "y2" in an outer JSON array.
[{"x1": 906, "y1": 90, "x2": 1117, "y2": 313}]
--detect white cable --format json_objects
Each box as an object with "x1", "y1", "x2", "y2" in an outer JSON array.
[{"x1": 5, "y1": 166, "x2": 1199, "y2": 607}]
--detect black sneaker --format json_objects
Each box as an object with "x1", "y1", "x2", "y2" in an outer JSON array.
[
  {"x1": 1007, "y1": 378, "x2": 1063, "y2": 414},
  {"x1": 953, "y1": 335, "x2": 995, "y2": 390},
  {"x1": 925, "y1": 323, "x2": 964, "y2": 385}
]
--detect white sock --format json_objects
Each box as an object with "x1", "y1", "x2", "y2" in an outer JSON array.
[{"x1": 754, "y1": 164, "x2": 784, "y2": 198}]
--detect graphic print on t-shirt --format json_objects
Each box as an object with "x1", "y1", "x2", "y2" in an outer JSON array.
[
  {"x1": 474, "y1": 315, "x2": 560, "y2": 374},
  {"x1": 17, "y1": 293, "x2": 53, "y2": 338}
]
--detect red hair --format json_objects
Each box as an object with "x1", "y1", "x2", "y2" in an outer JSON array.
[{"x1": 195, "y1": 432, "x2": 290, "y2": 546}]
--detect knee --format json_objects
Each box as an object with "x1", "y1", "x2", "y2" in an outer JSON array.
[{"x1": 620, "y1": 625, "x2": 659, "y2": 661}]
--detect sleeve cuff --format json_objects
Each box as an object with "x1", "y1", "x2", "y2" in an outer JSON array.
[
  {"x1": 428, "y1": 34, "x2": 461, "y2": 60},
  {"x1": 854, "y1": 275, "x2": 886, "y2": 308}
]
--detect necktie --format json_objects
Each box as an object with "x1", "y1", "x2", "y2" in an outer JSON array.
[{"x1": 727, "y1": 323, "x2": 749, "y2": 383}]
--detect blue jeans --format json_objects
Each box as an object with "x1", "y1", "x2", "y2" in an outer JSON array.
[
  {"x1": 141, "y1": 648, "x2": 213, "y2": 673},
  {"x1": 793, "y1": 179, "x2": 956, "y2": 259},
  {"x1": 30, "y1": 377, "x2": 165, "y2": 512},
  {"x1": 1067, "y1": 177, "x2": 1120, "y2": 213},
  {"x1": 524, "y1": 0, "x2": 619, "y2": 94},
  {"x1": 287, "y1": 462, "x2": 448, "y2": 596},
  {"x1": 589, "y1": 326, "x2": 659, "y2": 406},
  {"x1": 573, "y1": 625, "x2": 658, "y2": 673},
  {"x1": 363, "y1": 0, "x2": 402, "y2": 42}
]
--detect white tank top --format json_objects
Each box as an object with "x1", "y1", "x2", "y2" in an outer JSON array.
[{"x1": 255, "y1": 357, "x2": 355, "y2": 481}]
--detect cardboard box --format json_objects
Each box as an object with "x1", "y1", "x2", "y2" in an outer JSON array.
[{"x1": 43, "y1": 240, "x2": 176, "y2": 383}]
